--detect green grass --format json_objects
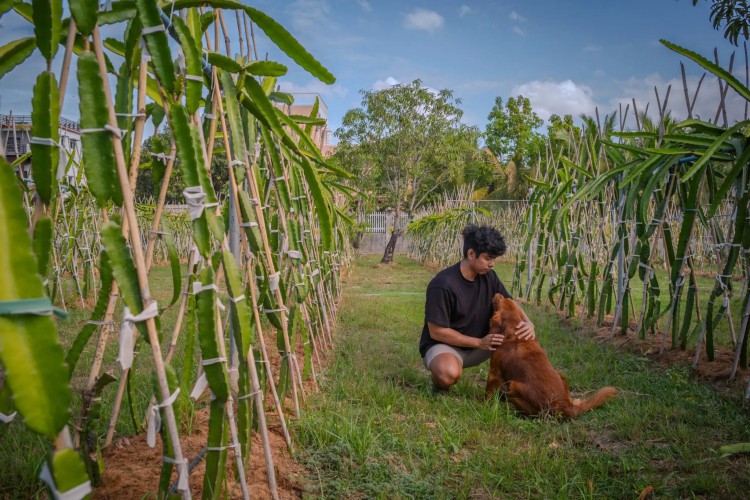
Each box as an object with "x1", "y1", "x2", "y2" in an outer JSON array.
[{"x1": 293, "y1": 255, "x2": 750, "y2": 498}]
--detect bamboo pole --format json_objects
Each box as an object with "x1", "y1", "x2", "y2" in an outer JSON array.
[
  {"x1": 205, "y1": 40, "x2": 285, "y2": 490},
  {"x1": 144, "y1": 142, "x2": 177, "y2": 270},
  {"x1": 92, "y1": 26, "x2": 191, "y2": 499},
  {"x1": 213, "y1": 295, "x2": 250, "y2": 500}
]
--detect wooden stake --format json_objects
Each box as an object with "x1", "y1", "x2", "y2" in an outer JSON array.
[{"x1": 92, "y1": 27, "x2": 191, "y2": 499}]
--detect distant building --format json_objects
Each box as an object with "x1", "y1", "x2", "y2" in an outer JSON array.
[
  {"x1": 282, "y1": 93, "x2": 336, "y2": 157},
  {"x1": 1, "y1": 113, "x2": 84, "y2": 187}
]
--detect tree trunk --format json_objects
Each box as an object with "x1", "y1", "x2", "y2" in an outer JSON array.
[
  {"x1": 381, "y1": 229, "x2": 401, "y2": 264},
  {"x1": 352, "y1": 231, "x2": 363, "y2": 250}
]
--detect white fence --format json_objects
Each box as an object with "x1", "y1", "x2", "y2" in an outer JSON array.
[{"x1": 364, "y1": 212, "x2": 410, "y2": 233}]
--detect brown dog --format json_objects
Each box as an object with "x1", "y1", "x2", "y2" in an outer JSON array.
[{"x1": 485, "y1": 294, "x2": 617, "y2": 417}]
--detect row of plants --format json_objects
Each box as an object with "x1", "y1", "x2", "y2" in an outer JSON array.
[
  {"x1": 1, "y1": 0, "x2": 352, "y2": 498},
  {"x1": 407, "y1": 41, "x2": 750, "y2": 390}
]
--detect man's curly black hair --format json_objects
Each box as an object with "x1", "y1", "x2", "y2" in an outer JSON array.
[{"x1": 461, "y1": 224, "x2": 506, "y2": 258}]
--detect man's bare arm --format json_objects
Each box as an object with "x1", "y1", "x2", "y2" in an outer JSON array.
[{"x1": 428, "y1": 322, "x2": 504, "y2": 351}]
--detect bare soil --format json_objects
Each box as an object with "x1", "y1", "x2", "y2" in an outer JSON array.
[
  {"x1": 93, "y1": 407, "x2": 306, "y2": 499},
  {"x1": 93, "y1": 324, "x2": 332, "y2": 499}
]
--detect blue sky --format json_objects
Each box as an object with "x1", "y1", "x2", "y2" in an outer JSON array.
[{"x1": 0, "y1": 0, "x2": 744, "y2": 143}]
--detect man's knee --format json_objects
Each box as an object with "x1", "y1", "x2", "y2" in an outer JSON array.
[{"x1": 430, "y1": 354, "x2": 462, "y2": 388}]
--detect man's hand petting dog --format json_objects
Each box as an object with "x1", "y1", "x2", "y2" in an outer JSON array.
[
  {"x1": 479, "y1": 333, "x2": 504, "y2": 351},
  {"x1": 515, "y1": 321, "x2": 536, "y2": 341},
  {"x1": 480, "y1": 321, "x2": 535, "y2": 351}
]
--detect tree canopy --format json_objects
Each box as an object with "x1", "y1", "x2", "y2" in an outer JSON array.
[
  {"x1": 692, "y1": 0, "x2": 750, "y2": 45},
  {"x1": 334, "y1": 79, "x2": 482, "y2": 262},
  {"x1": 484, "y1": 96, "x2": 544, "y2": 171}
]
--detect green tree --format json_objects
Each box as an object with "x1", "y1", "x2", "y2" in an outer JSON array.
[
  {"x1": 692, "y1": 0, "x2": 750, "y2": 45},
  {"x1": 335, "y1": 80, "x2": 481, "y2": 263},
  {"x1": 545, "y1": 113, "x2": 582, "y2": 164},
  {"x1": 484, "y1": 96, "x2": 544, "y2": 199}
]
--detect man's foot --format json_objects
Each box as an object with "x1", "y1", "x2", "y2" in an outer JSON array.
[{"x1": 431, "y1": 381, "x2": 449, "y2": 396}]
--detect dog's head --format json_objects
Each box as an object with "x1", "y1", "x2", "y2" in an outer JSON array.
[{"x1": 490, "y1": 294, "x2": 525, "y2": 337}]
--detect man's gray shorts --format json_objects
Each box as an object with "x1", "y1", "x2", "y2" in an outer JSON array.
[{"x1": 422, "y1": 344, "x2": 491, "y2": 370}]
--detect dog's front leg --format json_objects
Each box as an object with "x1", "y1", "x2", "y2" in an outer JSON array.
[{"x1": 485, "y1": 352, "x2": 505, "y2": 400}]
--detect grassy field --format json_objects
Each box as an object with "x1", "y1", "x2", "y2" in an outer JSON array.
[{"x1": 293, "y1": 255, "x2": 750, "y2": 498}]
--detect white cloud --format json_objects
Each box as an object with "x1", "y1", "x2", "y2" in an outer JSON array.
[
  {"x1": 278, "y1": 79, "x2": 349, "y2": 99},
  {"x1": 583, "y1": 44, "x2": 602, "y2": 52},
  {"x1": 459, "y1": 5, "x2": 472, "y2": 18},
  {"x1": 513, "y1": 26, "x2": 525, "y2": 37},
  {"x1": 356, "y1": 0, "x2": 372, "y2": 13},
  {"x1": 608, "y1": 72, "x2": 747, "y2": 127},
  {"x1": 511, "y1": 80, "x2": 598, "y2": 121},
  {"x1": 372, "y1": 76, "x2": 401, "y2": 90},
  {"x1": 404, "y1": 8, "x2": 444, "y2": 33},
  {"x1": 594, "y1": 69, "x2": 607, "y2": 77},
  {"x1": 509, "y1": 11, "x2": 526, "y2": 22}
]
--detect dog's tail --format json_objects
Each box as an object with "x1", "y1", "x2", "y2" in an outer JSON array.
[{"x1": 563, "y1": 387, "x2": 617, "y2": 417}]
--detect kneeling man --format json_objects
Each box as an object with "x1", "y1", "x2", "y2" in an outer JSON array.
[{"x1": 419, "y1": 224, "x2": 536, "y2": 392}]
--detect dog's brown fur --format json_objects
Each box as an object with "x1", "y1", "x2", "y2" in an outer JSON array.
[{"x1": 485, "y1": 294, "x2": 617, "y2": 417}]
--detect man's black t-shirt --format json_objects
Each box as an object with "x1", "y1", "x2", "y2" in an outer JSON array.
[{"x1": 419, "y1": 262, "x2": 510, "y2": 358}]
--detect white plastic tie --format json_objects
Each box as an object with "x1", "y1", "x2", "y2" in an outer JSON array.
[
  {"x1": 716, "y1": 274, "x2": 732, "y2": 290},
  {"x1": 162, "y1": 457, "x2": 189, "y2": 491},
  {"x1": 0, "y1": 411, "x2": 17, "y2": 424},
  {"x1": 79, "y1": 124, "x2": 125, "y2": 140},
  {"x1": 185, "y1": 74, "x2": 203, "y2": 82},
  {"x1": 263, "y1": 306, "x2": 287, "y2": 313},
  {"x1": 192, "y1": 281, "x2": 219, "y2": 295},
  {"x1": 240, "y1": 221, "x2": 258, "y2": 228},
  {"x1": 146, "y1": 388, "x2": 180, "y2": 448},
  {"x1": 269, "y1": 272, "x2": 281, "y2": 291},
  {"x1": 142, "y1": 24, "x2": 166, "y2": 35},
  {"x1": 40, "y1": 463, "x2": 92, "y2": 500},
  {"x1": 29, "y1": 137, "x2": 61, "y2": 148},
  {"x1": 228, "y1": 159, "x2": 245, "y2": 168},
  {"x1": 237, "y1": 389, "x2": 262, "y2": 400},
  {"x1": 150, "y1": 152, "x2": 175, "y2": 162},
  {"x1": 202, "y1": 357, "x2": 226, "y2": 366},
  {"x1": 190, "y1": 372, "x2": 209, "y2": 400},
  {"x1": 203, "y1": 113, "x2": 216, "y2": 120},
  {"x1": 207, "y1": 443, "x2": 239, "y2": 451},
  {"x1": 183, "y1": 186, "x2": 218, "y2": 220},
  {"x1": 229, "y1": 294, "x2": 245, "y2": 303},
  {"x1": 119, "y1": 301, "x2": 158, "y2": 370},
  {"x1": 287, "y1": 250, "x2": 302, "y2": 260}
]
